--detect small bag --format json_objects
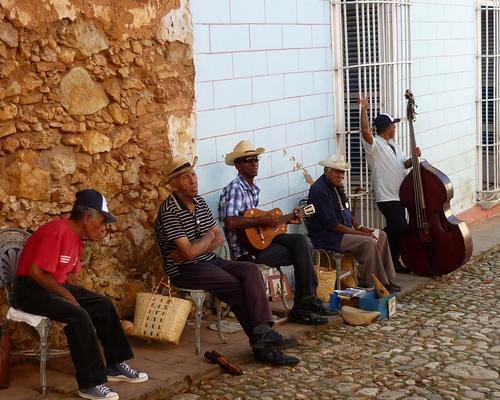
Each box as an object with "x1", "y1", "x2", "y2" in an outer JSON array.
[
  {"x1": 0, "y1": 321, "x2": 10, "y2": 389},
  {"x1": 132, "y1": 278, "x2": 192, "y2": 344},
  {"x1": 313, "y1": 249, "x2": 337, "y2": 303}
]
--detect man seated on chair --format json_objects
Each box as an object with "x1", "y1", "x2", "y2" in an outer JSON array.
[
  {"x1": 13, "y1": 189, "x2": 148, "y2": 400},
  {"x1": 307, "y1": 154, "x2": 401, "y2": 293},
  {"x1": 218, "y1": 140, "x2": 335, "y2": 325},
  {"x1": 155, "y1": 154, "x2": 300, "y2": 366}
]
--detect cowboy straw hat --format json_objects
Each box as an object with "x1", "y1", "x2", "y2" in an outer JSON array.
[
  {"x1": 319, "y1": 154, "x2": 351, "y2": 171},
  {"x1": 165, "y1": 154, "x2": 198, "y2": 182},
  {"x1": 225, "y1": 140, "x2": 266, "y2": 166},
  {"x1": 341, "y1": 306, "x2": 380, "y2": 326}
]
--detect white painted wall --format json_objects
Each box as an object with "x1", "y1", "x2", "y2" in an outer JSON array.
[
  {"x1": 410, "y1": 0, "x2": 477, "y2": 212},
  {"x1": 191, "y1": 0, "x2": 335, "y2": 215}
]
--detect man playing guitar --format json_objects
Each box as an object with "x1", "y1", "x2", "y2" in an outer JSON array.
[{"x1": 219, "y1": 140, "x2": 335, "y2": 325}]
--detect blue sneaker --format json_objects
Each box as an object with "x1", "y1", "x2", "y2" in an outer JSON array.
[
  {"x1": 106, "y1": 362, "x2": 148, "y2": 383},
  {"x1": 78, "y1": 384, "x2": 119, "y2": 400}
]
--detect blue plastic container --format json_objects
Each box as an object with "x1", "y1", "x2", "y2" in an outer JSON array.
[{"x1": 329, "y1": 291, "x2": 339, "y2": 311}]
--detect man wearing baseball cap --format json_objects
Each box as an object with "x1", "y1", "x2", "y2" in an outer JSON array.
[
  {"x1": 359, "y1": 96, "x2": 422, "y2": 274},
  {"x1": 14, "y1": 189, "x2": 148, "y2": 400}
]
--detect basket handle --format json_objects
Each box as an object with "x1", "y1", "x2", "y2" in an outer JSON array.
[
  {"x1": 152, "y1": 277, "x2": 172, "y2": 298},
  {"x1": 314, "y1": 249, "x2": 333, "y2": 271}
]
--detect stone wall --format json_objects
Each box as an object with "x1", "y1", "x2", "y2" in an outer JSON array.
[{"x1": 0, "y1": 0, "x2": 195, "y2": 348}]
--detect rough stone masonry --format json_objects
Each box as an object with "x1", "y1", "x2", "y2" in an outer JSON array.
[{"x1": 0, "y1": 0, "x2": 196, "y2": 350}]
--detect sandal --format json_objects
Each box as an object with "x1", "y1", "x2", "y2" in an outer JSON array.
[{"x1": 287, "y1": 309, "x2": 329, "y2": 325}]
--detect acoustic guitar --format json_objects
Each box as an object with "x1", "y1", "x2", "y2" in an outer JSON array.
[{"x1": 242, "y1": 204, "x2": 315, "y2": 250}]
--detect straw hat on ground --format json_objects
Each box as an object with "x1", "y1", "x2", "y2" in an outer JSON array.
[
  {"x1": 319, "y1": 154, "x2": 351, "y2": 171},
  {"x1": 341, "y1": 306, "x2": 380, "y2": 326},
  {"x1": 165, "y1": 154, "x2": 198, "y2": 182},
  {"x1": 225, "y1": 140, "x2": 265, "y2": 166}
]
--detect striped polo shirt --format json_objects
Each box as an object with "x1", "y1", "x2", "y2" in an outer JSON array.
[{"x1": 155, "y1": 193, "x2": 217, "y2": 278}]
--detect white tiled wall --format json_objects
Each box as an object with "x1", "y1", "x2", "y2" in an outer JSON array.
[
  {"x1": 191, "y1": 0, "x2": 334, "y2": 214},
  {"x1": 410, "y1": 0, "x2": 477, "y2": 212}
]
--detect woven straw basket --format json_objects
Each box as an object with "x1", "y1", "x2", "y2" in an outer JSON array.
[
  {"x1": 132, "y1": 279, "x2": 192, "y2": 344},
  {"x1": 314, "y1": 249, "x2": 336, "y2": 303}
]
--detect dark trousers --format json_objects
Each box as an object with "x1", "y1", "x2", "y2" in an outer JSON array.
[
  {"x1": 14, "y1": 278, "x2": 133, "y2": 389},
  {"x1": 252, "y1": 233, "x2": 318, "y2": 307},
  {"x1": 377, "y1": 201, "x2": 409, "y2": 268},
  {"x1": 170, "y1": 257, "x2": 273, "y2": 338}
]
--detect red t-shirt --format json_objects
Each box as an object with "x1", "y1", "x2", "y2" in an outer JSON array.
[{"x1": 17, "y1": 219, "x2": 81, "y2": 284}]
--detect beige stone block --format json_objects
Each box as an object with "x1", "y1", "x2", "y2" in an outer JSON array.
[
  {"x1": 49, "y1": 147, "x2": 77, "y2": 179},
  {"x1": 111, "y1": 126, "x2": 133, "y2": 149},
  {"x1": 58, "y1": 47, "x2": 76, "y2": 64},
  {"x1": 88, "y1": 163, "x2": 122, "y2": 196},
  {"x1": 0, "y1": 60, "x2": 17, "y2": 78},
  {"x1": 108, "y1": 103, "x2": 127, "y2": 125},
  {"x1": 60, "y1": 67, "x2": 109, "y2": 115},
  {"x1": 0, "y1": 21, "x2": 18, "y2": 47},
  {"x1": 0, "y1": 121, "x2": 16, "y2": 138},
  {"x1": 5, "y1": 81, "x2": 21, "y2": 97},
  {"x1": 57, "y1": 19, "x2": 109, "y2": 58},
  {"x1": 0, "y1": 104, "x2": 18, "y2": 120},
  {"x1": 8, "y1": 162, "x2": 50, "y2": 201},
  {"x1": 19, "y1": 93, "x2": 43, "y2": 105},
  {"x1": 101, "y1": 77, "x2": 121, "y2": 102},
  {"x1": 80, "y1": 130, "x2": 112, "y2": 154}
]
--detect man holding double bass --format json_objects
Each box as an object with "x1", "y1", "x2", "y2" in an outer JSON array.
[
  {"x1": 219, "y1": 140, "x2": 335, "y2": 325},
  {"x1": 358, "y1": 96, "x2": 422, "y2": 273}
]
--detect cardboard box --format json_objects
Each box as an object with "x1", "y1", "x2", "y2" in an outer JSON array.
[{"x1": 358, "y1": 292, "x2": 396, "y2": 320}]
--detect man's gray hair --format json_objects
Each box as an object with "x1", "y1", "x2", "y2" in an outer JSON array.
[{"x1": 70, "y1": 205, "x2": 101, "y2": 221}]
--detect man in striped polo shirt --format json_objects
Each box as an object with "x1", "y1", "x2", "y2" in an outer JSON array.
[{"x1": 155, "y1": 155, "x2": 300, "y2": 366}]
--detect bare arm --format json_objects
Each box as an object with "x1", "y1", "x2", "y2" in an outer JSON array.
[
  {"x1": 29, "y1": 265, "x2": 79, "y2": 306},
  {"x1": 171, "y1": 226, "x2": 223, "y2": 262},
  {"x1": 224, "y1": 214, "x2": 276, "y2": 230},
  {"x1": 358, "y1": 96, "x2": 373, "y2": 145}
]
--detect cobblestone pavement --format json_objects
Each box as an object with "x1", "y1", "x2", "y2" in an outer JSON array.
[{"x1": 181, "y1": 250, "x2": 500, "y2": 400}]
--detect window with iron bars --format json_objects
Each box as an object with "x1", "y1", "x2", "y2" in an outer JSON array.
[
  {"x1": 478, "y1": 0, "x2": 500, "y2": 205},
  {"x1": 331, "y1": 0, "x2": 411, "y2": 226}
]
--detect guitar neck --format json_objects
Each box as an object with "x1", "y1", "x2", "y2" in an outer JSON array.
[{"x1": 277, "y1": 212, "x2": 296, "y2": 225}]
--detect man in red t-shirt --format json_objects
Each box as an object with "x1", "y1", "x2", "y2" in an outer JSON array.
[{"x1": 14, "y1": 189, "x2": 148, "y2": 400}]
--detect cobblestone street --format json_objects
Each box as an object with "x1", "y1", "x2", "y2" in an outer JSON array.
[{"x1": 183, "y1": 249, "x2": 500, "y2": 400}]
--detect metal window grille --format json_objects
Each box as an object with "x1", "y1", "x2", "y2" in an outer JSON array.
[
  {"x1": 331, "y1": 0, "x2": 411, "y2": 226},
  {"x1": 477, "y1": 0, "x2": 500, "y2": 205}
]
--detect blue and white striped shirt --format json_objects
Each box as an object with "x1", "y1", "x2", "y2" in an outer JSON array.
[{"x1": 218, "y1": 174, "x2": 260, "y2": 258}]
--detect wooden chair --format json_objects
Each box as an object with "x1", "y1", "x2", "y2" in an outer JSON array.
[{"x1": 0, "y1": 228, "x2": 67, "y2": 394}]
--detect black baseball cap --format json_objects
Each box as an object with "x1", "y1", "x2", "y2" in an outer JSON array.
[
  {"x1": 373, "y1": 113, "x2": 401, "y2": 134},
  {"x1": 73, "y1": 189, "x2": 116, "y2": 224}
]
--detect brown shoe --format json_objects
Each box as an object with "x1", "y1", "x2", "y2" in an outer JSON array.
[{"x1": 386, "y1": 282, "x2": 401, "y2": 293}]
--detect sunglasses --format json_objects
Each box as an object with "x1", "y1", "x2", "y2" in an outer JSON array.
[{"x1": 237, "y1": 156, "x2": 260, "y2": 164}]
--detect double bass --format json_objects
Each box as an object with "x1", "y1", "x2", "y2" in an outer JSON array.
[{"x1": 399, "y1": 90, "x2": 473, "y2": 276}]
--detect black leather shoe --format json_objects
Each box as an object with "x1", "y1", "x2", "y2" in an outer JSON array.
[
  {"x1": 253, "y1": 348, "x2": 300, "y2": 366},
  {"x1": 288, "y1": 309, "x2": 329, "y2": 325},
  {"x1": 386, "y1": 282, "x2": 401, "y2": 293},
  {"x1": 304, "y1": 298, "x2": 337, "y2": 316},
  {"x1": 357, "y1": 280, "x2": 375, "y2": 289},
  {"x1": 395, "y1": 263, "x2": 411, "y2": 274},
  {"x1": 251, "y1": 329, "x2": 298, "y2": 350}
]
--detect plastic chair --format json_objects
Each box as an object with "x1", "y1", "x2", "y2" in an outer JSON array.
[{"x1": 0, "y1": 228, "x2": 67, "y2": 394}]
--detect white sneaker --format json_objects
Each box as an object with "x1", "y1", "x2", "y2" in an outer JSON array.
[
  {"x1": 78, "y1": 384, "x2": 119, "y2": 400},
  {"x1": 106, "y1": 362, "x2": 149, "y2": 383}
]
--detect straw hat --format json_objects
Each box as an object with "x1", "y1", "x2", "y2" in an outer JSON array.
[
  {"x1": 225, "y1": 140, "x2": 265, "y2": 166},
  {"x1": 341, "y1": 306, "x2": 380, "y2": 326},
  {"x1": 319, "y1": 154, "x2": 351, "y2": 171},
  {"x1": 165, "y1": 154, "x2": 198, "y2": 182}
]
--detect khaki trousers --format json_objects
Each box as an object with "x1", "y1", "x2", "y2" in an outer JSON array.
[{"x1": 340, "y1": 230, "x2": 396, "y2": 285}]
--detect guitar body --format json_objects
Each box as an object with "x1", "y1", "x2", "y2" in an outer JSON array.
[{"x1": 243, "y1": 208, "x2": 288, "y2": 250}]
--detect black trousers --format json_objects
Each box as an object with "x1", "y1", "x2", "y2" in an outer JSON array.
[
  {"x1": 14, "y1": 278, "x2": 133, "y2": 389},
  {"x1": 377, "y1": 201, "x2": 409, "y2": 267},
  {"x1": 170, "y1": 257, "x2": 273, "y2": 338},
  {"x1": 252, "y1": 233, "x2": 318, "y2": 307}
]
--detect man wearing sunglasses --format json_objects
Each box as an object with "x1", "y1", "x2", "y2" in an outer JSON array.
[
  {"x1": 155, "y1": 155, "x2": 300, "y2": 366},
  {"x1": 219, "y1": 141, "x2": 335, "y2": 325}
]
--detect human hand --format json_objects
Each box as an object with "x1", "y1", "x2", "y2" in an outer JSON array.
[
  {"x1": 170, "y1": 249, "x2": 187, "y2": 262},
  {"x1": 358, "y1": 95, "x2": 369, "y2": 110},
  {"x1": 413, "y1": 147, "x2": 422, "y2": 157}
]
